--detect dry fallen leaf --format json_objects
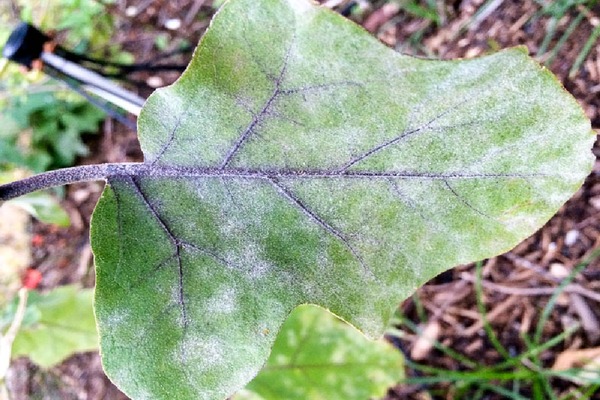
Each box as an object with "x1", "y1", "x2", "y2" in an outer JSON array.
[
  {"x1": 552, "y1": 347, "x2": 600, "y2": 384},
  {"x1": 411, "y1": 320, "x2": 441, "y2": 361}
]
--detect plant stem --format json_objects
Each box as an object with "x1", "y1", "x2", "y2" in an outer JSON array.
[
  {"x1": 0, "y1": 163, "x2": 144, "y2": 201},
  {"x1": 0, "y1": 288, "x2": 29, "y2": 400}
]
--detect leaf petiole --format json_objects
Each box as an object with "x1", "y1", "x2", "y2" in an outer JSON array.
[{"x1": 0, "y1": 163, "x2": 141, "y2": 200}]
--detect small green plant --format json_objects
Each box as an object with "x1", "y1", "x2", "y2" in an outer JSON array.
[
  {"x1": 0, "y1": 0, "x2": 129, "y2": 173},
  {"x1": 0, "y1": 0, "x2": 595, "y2": 399},
  {"x1": 0, "y1": 90, "x2": 105, "y2": 172},
  {"x1": 0, "y1": 285, "x2": 97, "y2": 398},
  {"x1": 0, "y1": 284, "x2": 97, "y2": 368}
]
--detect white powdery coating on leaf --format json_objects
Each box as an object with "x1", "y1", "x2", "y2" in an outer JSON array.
[
  {"x1": 205, "y1": 287, "x2": 237, "y2": 314},
  {"x1": 139, "y1": 89, "x2": 186, "y2": 160},
  {"x1": 330, "y1": 344, "x2": 352, "y2": 364},
  {"x1": 93, "y1": 1, "x2": 595, "y2": 398},
  {"x1": 228, "y1": 242, "x2": 273, "y2": 280},
  {"x1": 500, "y1": 213, "x2": 543, "y2": 236},
  {"x1": 177, "y1": 335, "x2": 225, "y2": 370},
  {"x1": 169, "y1": 284, "x2": 187, "y2": 328},
  {"x1": 104, "y1": 306, "x2": 132, "y2": 328},
  {"x1": 287, "y1": 0, "x2": 313, "y2": 14}
]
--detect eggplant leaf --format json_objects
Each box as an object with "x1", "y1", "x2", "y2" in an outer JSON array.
[
  {"x1": 90, "y1": 0, "x2": 595, "y2": 398},
  {"x1": 234, "y1": 304, "x2": 403, "y2": 400}
]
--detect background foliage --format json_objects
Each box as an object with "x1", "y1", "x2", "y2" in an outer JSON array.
[{"x1": 0, "y1": 0, "x2": 129, "y2": 173}]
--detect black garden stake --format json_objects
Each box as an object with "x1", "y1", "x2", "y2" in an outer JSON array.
[{"x1": 2, "y1": 22, "x2": 189, "y2": 128}]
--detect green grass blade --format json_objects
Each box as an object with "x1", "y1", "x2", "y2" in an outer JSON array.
[
  {"x1": 534, "y1": 248, "x2": 600, "y2": 344},
  {"x1": 544, "y1": 12, "x2": 585, "y2": 66},
  {"x1": 475, "y1": 261, "x2": 510, "y2": 359},
  {"x1": 569, "y1": 22, "x2": 600, "y2": 78},
  {"x1": 520, "y1": 333, "x2": 558, "y2": 400},
  {"x1": 549, "y1": 368, "x2": 600, "y2": 384},
  {"x1": 412, "y1": 292, "x2": 428, "y2": 323},
  {"x1": 494, "y1": 324, "x2": 580, "y2": 371},
  {"x1": 481, "y1": 382, "x2": 530, "y2": 400},
  {"x1": 401, "y1": 367, "x2": 536, "y2": 384},
  {"x1": 537, "y1": 17, "x2": 558, "y2": 56}
]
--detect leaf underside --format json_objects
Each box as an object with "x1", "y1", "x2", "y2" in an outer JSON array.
[{"x1": 90, "y1": 0, "x2": 595, "y2": 399}]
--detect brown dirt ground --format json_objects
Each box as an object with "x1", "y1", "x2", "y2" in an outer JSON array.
[{"x1": 5, "y1": 0, "x2": 600, "y2": 399}]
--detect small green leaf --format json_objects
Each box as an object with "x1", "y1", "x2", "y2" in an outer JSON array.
[
  {"x1": 89, "y1": 0, "x2": 594, "y2": 398},
  {"x1": 0, "y1": 298, "x2": 41, "y2": 331},
  {"x1": 9, "y1": 192, "x2": 70, "y2": 227},
  {"x1": 10, "y1": 285, "x2": 98, "y2": 368},
  {"x1": 234, "y1": 304, "x2": 403, "y2": 400}
]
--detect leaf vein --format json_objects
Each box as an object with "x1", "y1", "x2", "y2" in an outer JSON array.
[
  {"x1": 339, "y1": 100, "x2": 471, "y2": 172},
  {"x1": 219, "y1": 38, "x2": 295, "y2": 168},
  {"x1": 127, "y1": 176, "x2": 190, "y2": 329},
  {"x1": 442, "y1": 180, "x2": 491, "y2": 218},
  {"x1": 268, "y1": 177, "x2": 376, "y2": 281},
  {"x1": 151, "y1": 109, "x2": 189, "y2": 165}
]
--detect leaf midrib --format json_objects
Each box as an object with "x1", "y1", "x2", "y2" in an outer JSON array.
[
  {"x1": 0, "y1": 162, "x2": 544, "y2": 202},
  {"x1": 107, "y1": 163, "x2": 545, "y2": 180}
]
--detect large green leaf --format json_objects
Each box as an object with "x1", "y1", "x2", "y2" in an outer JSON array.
[
  {"x1": 234, "y1": 304, "x2": 403, "y2": 400},
  {"x1": 90, "y1": 0, "x2": 595, "y2": 398}
]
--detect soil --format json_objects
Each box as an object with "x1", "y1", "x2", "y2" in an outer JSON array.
[{"x1": 5, "y1": 0, "x2": 600, "y2": 399}]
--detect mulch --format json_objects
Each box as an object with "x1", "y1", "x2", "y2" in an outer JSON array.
[{"x1": 7, "y1": 0, "x2": 600, "y2": 399}]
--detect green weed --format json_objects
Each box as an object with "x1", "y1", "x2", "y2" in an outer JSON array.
[{"x1": 0, "y1": 0, "x2": 131, "y2": 173}]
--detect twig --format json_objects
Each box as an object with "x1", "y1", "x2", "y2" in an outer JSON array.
[
  {"x1": 0, "y1": 289, "x2": 29, "y2": 400},
  {"x1": 570, "y1": 293, "x2": 600, "y2": 342},
  {"x1": 503, "y1": 252, "x2": 556, "y2": 282},
  {"x1": 463, "y1": 293, "x2": 520, "y2": 337},
  {"x1": 184, "y1": 0, "x2": 206, "y2": 26},
  {"x1": 468, "y1": 0, "x2": 505, "y2": 32},
  {"x1": 575, "y1": 210, "x2": 600, "y2": 230},
  {"x1": 460, "y1": 272, "x2": 600, "y2": 303}
]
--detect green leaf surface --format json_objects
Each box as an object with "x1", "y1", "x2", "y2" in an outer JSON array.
[
  {"x1": 234, "y1": 304, "x2": 403, "y2": 400},
  {"x1": 9, "y1": 192, "x2": 70, "y2": 227},
  {"x1": 10, "y1": 285, "x2": 98, "y2": 368},
  {"x1": 90, "y1": 0, "x2": 595, "y2": 398}
]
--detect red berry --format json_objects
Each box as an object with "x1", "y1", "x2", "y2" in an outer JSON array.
[{"x1": 22, "y1": 268, "x2": 42, "y2": 289}]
